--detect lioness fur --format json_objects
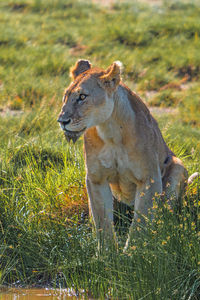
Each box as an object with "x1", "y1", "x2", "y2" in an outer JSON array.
[{"x1": 58, "y1": 60, "x2": 188, "y2": 246}]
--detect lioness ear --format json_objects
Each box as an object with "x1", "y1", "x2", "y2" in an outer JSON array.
[
  {"x1": 100, "y1": 61, "x2": 122, "y2": 91},
  {"x1": 70, "y1": 59, "x2": 91, "y2": 80}
]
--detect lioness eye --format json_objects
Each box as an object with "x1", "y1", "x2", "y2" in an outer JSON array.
[{"x1": 78, "y1": 94, "x2": 87, "y2": 101}]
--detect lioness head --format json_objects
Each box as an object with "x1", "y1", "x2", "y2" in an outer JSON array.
[{"x1": 57, "y1": 59, "x2": 121, "y2": 143}]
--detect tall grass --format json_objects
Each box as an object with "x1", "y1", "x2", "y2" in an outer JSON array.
[
  {"x1": 0, "y1": 107, "x2": 199, "y2": 298},
  {"x1": 0, "y1": 0, "x2": 200, "y2": 298}
]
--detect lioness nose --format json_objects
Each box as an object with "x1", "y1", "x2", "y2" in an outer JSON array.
[{"x1": 57, "y1": 118, "x2": 71, "y2": 126}]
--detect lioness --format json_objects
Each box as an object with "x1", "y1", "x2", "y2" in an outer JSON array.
[{"x1": 58, "y1": 59, "x2": 188, "y2": 245}]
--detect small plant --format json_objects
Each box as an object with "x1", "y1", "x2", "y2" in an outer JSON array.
[
  {"x1": 148, "y1": 88, "x2": 180, "y2": 107},
  {"x1": 179, "y1": 86, "x2": 200, "y2": 127}
]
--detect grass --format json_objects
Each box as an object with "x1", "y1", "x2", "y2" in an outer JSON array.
[
  {"x1": 0, "y1": 0, "x2": 200, "y2": 122},
  {"x1": 0, "y1": 0, "x2": 200, "y2": 299},
  {"x1": 0, "y1": 111, "x2": 199, "y2": 298}
]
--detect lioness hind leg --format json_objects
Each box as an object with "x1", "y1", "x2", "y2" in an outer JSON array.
[
  {"x1": 124, "y1": 171, "x2": 163, "y2": 251},
  {"x1": 162, "y1": 156, "x2": 188, "y2": 203}
]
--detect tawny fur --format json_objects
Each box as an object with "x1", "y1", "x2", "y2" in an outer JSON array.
[{"x1": 58, "y1": 60, "x2": 189, "y2": 247}]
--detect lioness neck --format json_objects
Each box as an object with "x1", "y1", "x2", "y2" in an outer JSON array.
[{"x1": 96, "y1": 84, "x2": 141, "y2": 144}]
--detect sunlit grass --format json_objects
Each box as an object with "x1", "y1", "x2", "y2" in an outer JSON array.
[
  {"x1": 0, "y1": 0, "x2": 200, "y2": 127},
  {"x1": 0, "y1": 0, "x2": 200, "y2": 298}
]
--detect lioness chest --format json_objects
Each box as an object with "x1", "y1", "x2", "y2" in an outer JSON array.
[{"x1": 97, "y1": 144, "x2": 142, "y2": 205}]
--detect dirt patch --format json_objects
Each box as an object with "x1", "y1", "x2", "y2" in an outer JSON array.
[
  {"x1": 69, "y1": 44, "x2": 87, "y2": 56},
  {"x1": 91, "y1": 0, "x2": 162, "y2": 7},
  {"x1": 149, "y1": 106, "x2": 177, "y2": 116},
  {"x1": 91, "y1": 0, "x2": 114, "y2": 6},
  {"x1": 0, "y1": 109, "x2": 24, "y2": 117}
]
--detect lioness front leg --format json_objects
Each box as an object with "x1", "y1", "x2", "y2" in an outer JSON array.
[{"x1": 86, "y1": 175, "x2": 116, "y2": 246}]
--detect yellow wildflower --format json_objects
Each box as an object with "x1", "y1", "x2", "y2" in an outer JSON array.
[
  {"x1": 191, "y1": 222, "x2": 196, "y2": 229},
  {"x1": 131, "y1": 246, "x2": 137, "y2": 251}
]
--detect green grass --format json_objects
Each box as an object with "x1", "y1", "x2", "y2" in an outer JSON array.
[
  {"x1": 0, "y1": 0, "x2": 200, "y2": 299},
  {"x1": 0, "y1": 0, "x2": 200, "y2": 123},
  {"x1": 0, "y1": 108, "x2": 199, "y2": 299}
]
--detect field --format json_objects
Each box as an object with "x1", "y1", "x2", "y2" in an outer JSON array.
[{"x1": 0, "y1": 0, "x2": 200, "y2": 298}]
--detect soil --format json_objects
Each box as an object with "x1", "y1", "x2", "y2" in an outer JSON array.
[{"x1": 91, "y1": 0, "x2": 162, "y2": 7}]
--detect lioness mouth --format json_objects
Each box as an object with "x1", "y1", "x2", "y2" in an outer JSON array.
[{"x1": 63, "y1": 127, "x2": 86, "y2": 143}]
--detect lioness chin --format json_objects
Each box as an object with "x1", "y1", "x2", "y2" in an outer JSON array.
[{"x1": 58, "y1": 59, "x2": 188, "y2": 248}]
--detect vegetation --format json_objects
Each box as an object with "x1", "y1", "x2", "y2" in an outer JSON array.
[{"x1": 0, "y1": 0, "x2": 199, "y2": 299}]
